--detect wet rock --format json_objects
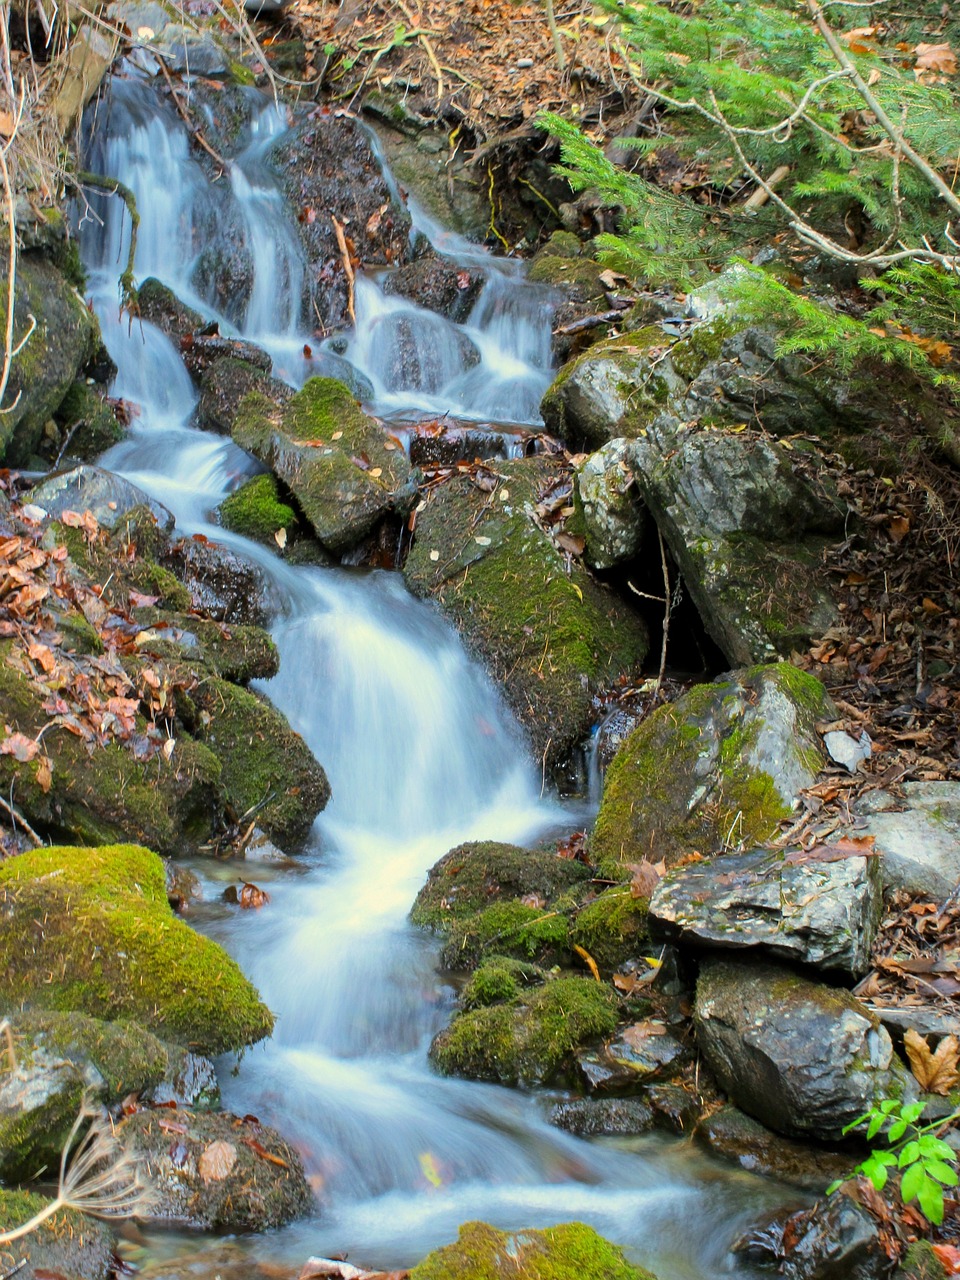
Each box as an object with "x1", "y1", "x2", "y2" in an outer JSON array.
[
  {"x1": 0, "y1": 844, "x2": 273, "y2": 1054},
  {"x1": 591, "y1": 663, "x2": 833, "y2": 875},
  {"x1": 154, "y1": 23, "x2": 228, "y2": 74},
  {"x1": 218, "y1": 472, "x2": 298, "y2": 549},
  {"x1": 144, "y1": 1048, "x2": 220, "y2": 1110},
  {"x1": 233, "y1": 377, "x2": 416, "y2": 556},
  {"x1": 132, "y1": 609, "x2": 279, "y2": 683},
  {"x1": 403, "y1": 455, "x2": 649, "y2": 767},
  {"x1": 369, "y1": 311, "x2": 481, "y2": 394},
  {"x1": 695, "y1": 1105, "x2": 852, "y2": 1192},
  {"x1": 733, "y1": 1195, "x2": 887, "y2": 1280},
  {"x1": 180, "y1": 333, "x2": 273, "y2": 383},
  {"x1": 304, "y1": 348, "x2": 374, "y2": 403},
  {"x1": 382, "y1": 254, "x2": 485, "y2": 322},
  {"x1": 856, "y1": 781, "x2": 960, "y2": 899},
  {"x1": 54, "y1": 380, "x2": 125, "y2": 460},
  {"x1": 549, "y1": 1096, "x2": 656, "y2": 1136},
  {"x1": 411, "y1": 840, "x2": 590, "y2": 932},
  {"x1": 694, "y1": 957, "x2": 913, "y2": 1141},
  {"x1": 0, "y1": 251, "x2": 100, "y2": 466},
  {"x1": 273, "y1": 112, "x2": 413, "y2": 331},
  {"x1": 0, "y1": 1189, "x2": 115, "y2": 1278},
  {"x1": 119, "y1": 1108, "x2": 311, "y2": 1231},
  {"x1": 136, "y1": 276, "x2": 204, "y2": 342},
  {"x1": 431, "y1": 975, "x2": 619, "y2": 1087},
  {"x1": 190, "y1": 676, "x2": 330, "y2": 849},
  {"x1": 575, "y1": 438, "x2": 647, "y2": 570},
  {"x1": 408, "y1": 423, "x2": 513, "y2": 468},
  {"x1": 627, "y1": 420, "x2": 844, "y2": 664},
  {"x1": 190, "y1": 227, "x2": 257, "y2": 329},
  {"x1": 569, "y1": 884, "x2": 651, "y2": 976},
  {"x1": 197, "y1": 356, "x2": 292, "y2": 436},
  {"x1": 576, "y1": 1020, "x2": 688, "y2": 1093},
  {"x1": 649, "y1": 846, "x2": 882, "y2": 976},
  {"x1": 408, "y1": 1220, "x2": 657, "y2": 1280},
  {"x1": 27, "y1": 464, "x2": 175, "y2": 533},
  {"x1": 162, "y1": 534, "x2": 272, "y2": 626}
]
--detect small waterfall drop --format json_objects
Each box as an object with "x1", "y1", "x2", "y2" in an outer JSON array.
[{"x1": 77, "y1": 70, "x2": 789, "y2": 1279}]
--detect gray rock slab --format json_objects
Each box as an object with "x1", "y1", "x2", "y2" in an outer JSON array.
[
  {"x1": 27, "y1": 464, "x2": 175, "y2": 532},
  {"x1": 649, "y1": 847, "x2": 882, "y2": 975},
  {"x1": 857, "y1": 781, "x2": 960, "y2": 899}
]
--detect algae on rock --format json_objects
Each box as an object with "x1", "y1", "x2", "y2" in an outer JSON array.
[
  {"x1": 0, "y1": 844, "x2": 273, "y2": 1054},
  {"x1": 0, "y1": 1189, "x2": 115, "y2": 1279}
]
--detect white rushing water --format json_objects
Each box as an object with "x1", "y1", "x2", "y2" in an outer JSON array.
[{"x1": 78, "y1": 72, "x2": 790, "y2": 1278}]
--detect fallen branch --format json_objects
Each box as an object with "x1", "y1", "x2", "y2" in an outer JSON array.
[
  {"x1": 554, "y1": 309, "x2": 626, "y2": 336},
  {"x1": 74, "y1": 170, "x2": 140, "y2": 309},
  {"x1": 331, "y1": 214, "x2": 356, "y2": 326},
  {"x1": 0, "y1": 791, "x2": 43, "y2": 846},
  {"x1": 741, "y1": 163, "x2": 790, "y2": 211}
]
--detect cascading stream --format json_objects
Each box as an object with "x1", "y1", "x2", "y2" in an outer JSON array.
[{"x1": 79, "y1": 71, "x2": 791, "y2": 1278}]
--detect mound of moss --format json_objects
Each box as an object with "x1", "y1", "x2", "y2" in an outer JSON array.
[
  {"x1": 409, "y1": 1220, "x2": 658, "y2": 1280},
  {"x1": 0, "y1": 1189, "x2": 114, "y2": 1278},
  {"x1": 219, "y1": 473, "x2": 296, "y2": 544},
  {"x1": 431, "y1": 975, "x2": 619, "y2": 1086},
  {"x1": 403, "y1": 456, "x2": 648, "y2": 767},
  {"x1": 0, "y1": 845, "x2": 273, "y2": 1054},
  {"x1": 590, "y1": 663, "x2": 831, "y2": 875},
  {"x1": 570, "y1": 886, "x2": 650, "y2": 976},
  {"x1": 9, "y1": 1009, "x2": 169, "y2": 1100},
  {"x1": 232, "y1": 377, "x2": 416, "y2": 555},
  {"x1": 411, "y1": 841, "x2": 590, "y2": 933},
  {"x1": 441, "y1": 899, "x2": 573, "y2": 971},
  {"x1": 461, "y1": 957, "x2": 544, "y2": 1009}
]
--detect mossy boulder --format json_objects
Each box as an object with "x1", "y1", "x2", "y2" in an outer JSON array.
[
  {"x1": 574, "y1": 439, "x2": 647, "y2": 571},
  {"x1": 591, "y1": 663, "x2": 833, "y2": 874},
  {"x1": 411, "y1": 841, "x2": 591, "y2": 932},
  {"x1": 233, "y1": 377, "x2": 416, "y2": 556},
  {"x1": 0, "y1": 252, "x2": 100, "y2": 466},
  {"x1": 441, "y1": 898, "x2": 573, "y2": 971},
  {"x1": 403, "y1": 457, "x2": 648, "y2": 767},
  {"x1": 198, "y1": 356, "x2": 291, "y2": 437},
  {"x1": 897, "y1": 1242, "x2": 950, "y2": 1280},
  {"x1": 218, "y1": 473, "x2": 297, "y2": 545},
  {"x1": 430, "y1": 975, "x2": 619, "y2": 1086},
  {"x1": 189, "y1": 677, "x2": 329, "y2": 849},
  {"x1": 409, "y1": 1220, "x2": 657, "y2": 1280},
  {"x1": 8, "y1": 1009, "x2": 169, "y2": 1100},
  {"x1": 132, "y1": 611, "x2": 279, "y2": 684},
  {"x1": 0, "y1": 1045, "x2": 86, "y2": 1183},
  {"x1": 0, "y1": 1189, "x2": 114, "y2": 1279},
  {"x1": 461, "y1": 957, "x2": 544, "y2": 1009},
  {"x1": 570, "y1": 886, "x2": 650, "y2": 977},
  {"x1": 118, "y1": 1108, "x2": 311, "y2": 1231},
  {"x1": 136, "y1": 276, "x2": 204, "y2": 341},
  {"x1": 54, "y1": 381, "x2": 125, "y2": 460},
  {"x1": 0, "y1": 844, "x2": 273, "y2": 1054}
]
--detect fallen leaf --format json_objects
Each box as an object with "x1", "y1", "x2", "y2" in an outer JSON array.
[
  {"x1": 573, "y1": 943, "x2": 601, "y2": 981},
  {"x1": 555, "y1": 532, "x2": 585, "y2": 556},
  {"x1": 36, "y1": 756, "x2": 52, "y2": 794},
  {"x1": 429, "y1": 550, "x2": 440, "y2": 562},
  {"x1": 0, "y1": 111, "x2": 15, "y2": 137},
  {"x1": 369, "y1": 467, "x2": 383, "y2": 479},
  {"x1": 242, "y1": 1136, "x2": 288, "y2": 1167},
  {"x1": 274, "y1": 527, "x2": 288, "y2": 550},
  {"x1": 904, "y1": 1028, "x2": 960, "y2": 1094},
  {"x1": 915, "y1": 41, "x2": 957, "y2": 79},
  {"x1": 27, "y1": 642, "x2": 56, "y2": 673},
  {"x1": 629, "y1": 859, "x2": 664, "y2": 898},
  {"x1": 887, "y1": 515, "x2": 910, "y2": 543},
  {"x1": 198, "y1": 1140, "x2": 237, "y2": 1183},
  {"x1": 784, "y1": 835, "x2": 877, "y2": 865},
  {"x1": 932, "y1": 1244, "x2": 960, "y2": 1275},
  {"x1": 0, "y1": 731, "x2": 39, "y2": 762}
]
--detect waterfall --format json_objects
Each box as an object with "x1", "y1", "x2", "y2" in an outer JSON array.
[{"x1": 78, "y1": 70, "x2": 787, "y2": 1279}]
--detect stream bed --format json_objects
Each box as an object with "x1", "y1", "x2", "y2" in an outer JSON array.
[{"x1": 78, "y1": 70, "x2": 798, "y2": 1279}]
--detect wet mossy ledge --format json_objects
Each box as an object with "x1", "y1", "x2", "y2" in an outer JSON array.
[
  {"x1": 0, "y1": 844, "x2": 273, "y2": 1054},
  {"x1": 0, "y1": 1188, "x2": 115, "y2": 1279},
  {"x1": 409, "y1": 1220, "x2": 659, "y2": 1280}
]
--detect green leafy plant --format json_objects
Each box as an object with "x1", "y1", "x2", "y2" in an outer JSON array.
[{"x1": 829, "y1": 1098, "x2": 960, "y2": 1226}]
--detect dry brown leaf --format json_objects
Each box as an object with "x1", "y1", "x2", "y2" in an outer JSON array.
[
  {"x1": 198, "y1": 1139, "x2": 238, "y2": 1183},
  {"x1": 915, "y1": 42, "x2": 957, "y2": 78},
  {"x1": 903, "y1": 1028, "x2": 960, "y2": 1094},
  {"x1": 629, "y1": 859, "x2": 665, "y2": 897},
  {"x1": 35, "y1": 756, "x2": 52, "y2": 794}
]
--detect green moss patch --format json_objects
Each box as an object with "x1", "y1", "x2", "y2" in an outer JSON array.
[
  {"x1": 9, "y1": 1009, "x2": 169, "y2": 1100},
  {"x1": 0, "y1": 1189, "x2": 114, "y2": 1278},
  {"x1": 409, "y1": 1221, "x2": 656, "y2": 1280},
  {"x1": 441, "y1": 899, "x2": 573, "y2": 971},
  {"x1": 219, "y1": 473, "x2": 296, "y2": 544},
  {"x1": 431, "y1": 975, "x2": 619, "y2": 1086},
  {"x1": 571, "y1": 887, "x2": 650, "y2": 976},
  {"x1": 0, "y1": 844, "x2": 273, "y2": 1053}
]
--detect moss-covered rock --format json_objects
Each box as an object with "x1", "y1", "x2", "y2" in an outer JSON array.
[
  {"x1": 8, "y1": 1009, "x2": 170, "y2": 1101},
  {"x1": 461, "y1": 957, "x2": 544, "y2": 1009},
  {"x1": 411, "y1": 841, "x2": 591, "y2": 932},
  {"x1": 190, "y1": 677, "x2": 329, "y2": 849},
  {"x1": 430, "y1": 975, "x2": 619, "y2": 1086},
  {"x1": 233, "y1": 377, "x2": 416, "y2": 556},
  {"x1": 403, "y1": 457, "x2": 648, "y2": 767},
  {"x1": 897, "y1": 1241, "x2": 950, "y2": 1280},
  {"x1": 591, "y1": 663, "x2": 833, "y2": 874},
  {"x1": 0, "y1": 844, "x2": 273, "y2": 1054},
  {"x1": 0, "y1": 252, "x2": 100, "y2": 466},
  {"x1": 0, "y1": 1046, "x2": 86, "y2": 1183},
  {"x1": 441, "y1": 899, "x2": 573, "y2": 971},
  {"x1": 136, "y1": 276, "x2": 205, "y2": 342},
  {"x1": 570, "y1": 886, "x2": 650, "y2": 976},
  {"x1": 118, "y1": 1107, "x2": 311, "y2": 1231},
  {"x1": 132, "y1": 610, "x2": 279, "y2": 683},
  {"x1": 218, "y1": 473, "x2": 297, "y2": 545},
  {"x1": 409, "y1": 1220, "x2": 657, "y2": 1280},
  {"x1": 198, "y1": 356, "x2": 291, "y2": 437},
  {"x1": 0, "y1": 1189, "x2": 115, "y2": 1278},
  {"x1": 54, "y1": 380, "x2": 125, "y2": 460}
]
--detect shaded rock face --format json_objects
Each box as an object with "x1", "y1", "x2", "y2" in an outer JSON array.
[
  {"x1": 734, "y1": 1196, "x2": 888, "y2": 1280},
  {"x1": 408, "y1": 1220, "x2": 656, "y2": 1280},
  {"x1": 162, "y1": 534, "x2": 272, "y2": 626},
  {"x1": 0, "y1": 844, "x2": 274, "y2": 1054},
  {"x1": 591, "y1": 663, "x2": 833, "y2": 874},
  {"x1": 403, "y1": 455, "x2": 649, "y2": 767},
  {"x1": 382, "y1": 254, "x2": 485, "y2": 322},
  {"x1": 0, "y1": 252, "x2": 100, "y2": 466},
  {"x1": 857, "y1": 781, "x2": 960, "y2": 899},
  {"x1": 136, "y1": 276, "x2": 204, "y2": 341},
  {"x1": 273, "y1": 111, "x2": 413, "y2": 332},
  {"x1": 550, "y1": 1096, "x2": 657, "y2": 1137},
  {"x1": 119, "y1": 1108, "x2": 311, "y2": 1231},
  {"x1": 649, "y1": 846, "x2": 883, "y2": 976},
  {"x1": 0, "y1": 1189, "x2": 115, "y2": 1280},
  {"x1": 695, "y1": 1105, "x2": 852, "y2": 1193},
  {"x1": 694, "y1": 958, "x2": 913, "y2": 1141},
  {"x1": 575, "y1": 438, "x2": 647, "y2": 570},
  {"x1": 27, "y1": 464, "x2": 175, "y2": 533},
  {"x1": 233, "y1": 377, "x2": 416, "y2": 556}
]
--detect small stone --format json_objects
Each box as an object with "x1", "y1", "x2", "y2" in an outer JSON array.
[{"x1": 824, "y1": 728, "x2": 872, "y2": 773}]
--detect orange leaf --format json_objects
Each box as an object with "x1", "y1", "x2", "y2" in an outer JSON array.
[
  {"x1": 572, "y1": 943, "x2": 601, "y2": 982},
  {"x1": 915, "y1": 41, "x2": 957, "y2": 76},
  {"x1": 903, "y1": 1028, "x2": 960, "y2": 1094},
  {"x1": 198, "y1": 1140, "x2": 238, "y2": 1183}
]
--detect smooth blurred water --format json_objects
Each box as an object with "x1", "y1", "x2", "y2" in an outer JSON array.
[{"x1": 78, "y1": 72, "x2": 795, "y2": 1279}]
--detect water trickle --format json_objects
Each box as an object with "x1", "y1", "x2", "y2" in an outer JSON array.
[{"x1": 78, "y1": 71, "x2": 789, "y2": 1279}]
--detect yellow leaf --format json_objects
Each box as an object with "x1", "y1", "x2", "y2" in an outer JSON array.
[
  {"x1": 418, "y1": 1152, "x2": 443, "y2": 1188},
  {"x1": 274, "y1": 527, "x2": 288, "y2": 549},
  {"x1": 369, "y1": 467, "x2": 383, "y2": 478},
  {"x1": 572, "y1": 944, "x2": 601, "y2": 982}
]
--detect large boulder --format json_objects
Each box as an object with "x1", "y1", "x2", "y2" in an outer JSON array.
[
  {"x1": 118, "y1": 1107, "x2": 311, "y2": 1231},
  {"x1": 0, "y1": 844, "x2": 273, "y2": 1054},
  {"x1": 649, "y1": 845, "x2": 882, "y2": 976},
  {"x1": 403, "y1": 456, "x2": 649, "y2": 767},
  {"x1": 695, "y1": 1105, "x2": 852, "y2": 1193},
  {"x1": 694, "y1": 958, "x2": 913, "y2": 1141},
  {"x1": 26, "y1": 464, "x2": 175, "y2": 534},
  {"x1": 408, "y1": 1220, "x2": 658, "y2": 1280},
  {"x1": 591, "y1": 663, "x2": 833, "y2": 875},
  {"x1": 0, "y1": 252, "x2": 100, "y2": 466},
  {"x1": 0, "y1": 1189, "x2": 115, "y2": 1278},
  {"x1": 856, "y1": 781, "x2": 960, "y2": 899},
  {"x1": 233, "y1": 377, "x2": 416, "y2": 556}
]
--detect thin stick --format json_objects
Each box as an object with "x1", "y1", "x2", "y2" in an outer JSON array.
[
  {"x1": 74, "y1": 171, "x2": 140, "y2": 308},
  {"x1": 655, "y1": 528, "x2": 670, "y2": 692},
  {"x1": 331, "y1": 215, "x2": 356, "y2": 326},
  {"x1": 544, "y1": 0, "x2": 567, "y2": 72},
  {"x1": 0, "y1": 792, "x2": 43, "y2": 847},
  {"x1": 742, "y1": 163, "x2": 790, "y2": 211}
]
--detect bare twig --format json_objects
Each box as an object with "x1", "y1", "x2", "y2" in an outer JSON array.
[
  {"x1": 0, "y1": 791, "x2": 43, "y2": 847},
  {"x1": 331, "y1": 214, "x2": 356, "y2": 326},
  {"x1": 73, "y1": 171, "x2": 140, "y2": 307}
]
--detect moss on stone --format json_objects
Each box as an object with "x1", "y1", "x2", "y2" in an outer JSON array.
[
  {"x1": 571, "y1": 887, "x2": 650, "y2": 976},
  {"x1": 0, "y1": 1189, "x2": 115, "y2": 1278},
  {"x1": 461, "y1": 957, "x2": 543, "y2": 1009},
  {"x1": 527, "y1": 256, "x2": 604, "y2": 294},
  {"x1": 409, "y1": 1220, "x2": 657, "y2": 1280},
  {"x1": 0, "y1": 1054, "x2": 86, "y2": 1183},
  {"x1": 219, "y1": 473, "x2": 296, "y2": 544},
  {"x1": 430, "y1": 975, "x2": 619, "y2": 1086},
  {"x1": 441, "y1": 899, "x2": 572, "y2": 971},
  {"x1": 54, "y1": 381, "x2": 123, "y2": 459},
  {"x1": 10, "y1": 1009, "x2": 169, "y2": 1100},
  {"x1": 898, "y1": 1241, "x2": 949, "y2": 1280},
  {"x1": 132, "y1": 611, "x2": 279, "y2": 683},
  {"x1": 0, "y1": 844, "x2": 273, "y2": 1053}
]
